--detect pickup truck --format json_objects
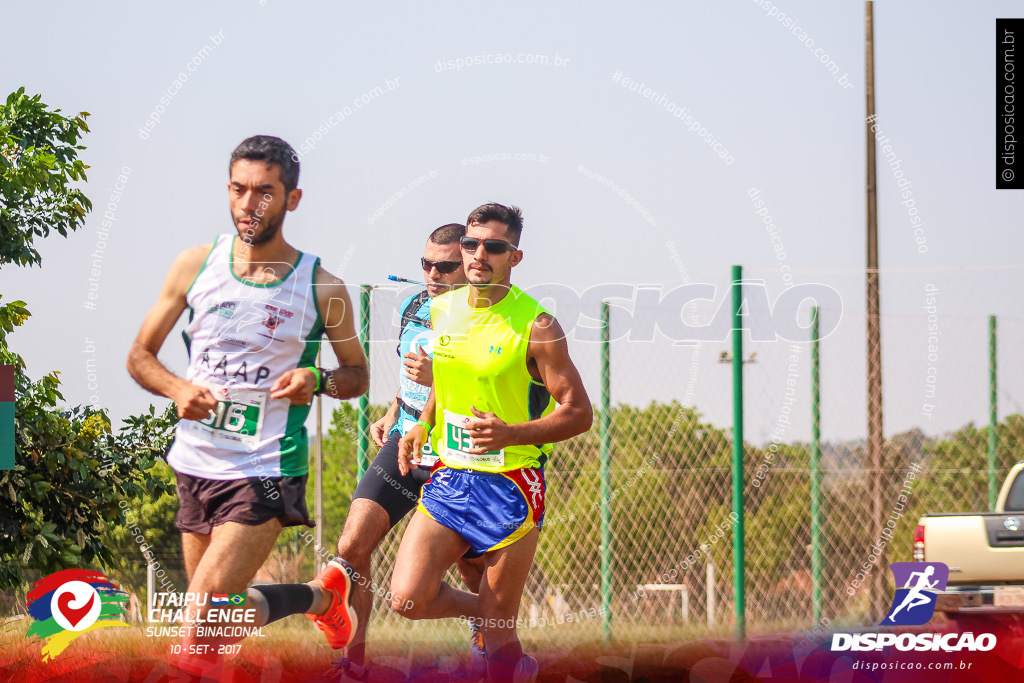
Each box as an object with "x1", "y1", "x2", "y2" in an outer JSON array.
[{"x1": 915, "y1": 462, "x2": 1024, "y2": 617}]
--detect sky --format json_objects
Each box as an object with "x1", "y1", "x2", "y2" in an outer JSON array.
[{"x1": 1, "y1": 1, "x2": 1022, "y2": 445}]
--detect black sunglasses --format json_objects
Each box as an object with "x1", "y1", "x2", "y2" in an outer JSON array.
[
  {"x1": 420, "y1": 257, "x2": 462, "y2": 274},
  {"x1": 460, "y1": 236, "x2": 517, "y2": 254}
]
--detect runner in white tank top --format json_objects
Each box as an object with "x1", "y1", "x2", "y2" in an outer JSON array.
[
  {"x1": 167, "y1": 233, "x2": 324, "y2": 480},
  {"x1": 126, "y1": 136, "x2": 368, "y2": 671}
]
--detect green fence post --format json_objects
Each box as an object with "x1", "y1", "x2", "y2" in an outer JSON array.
[
  {"x1": 731, "y1": 265, "x2": 745, "y2": 641},
  {"x1": 810, "y1": 306, "x2": 822, "y2": 623},
  {"x1": 315, "y1": 345, "x2": 324, "y2": 553},
  {"x1": 989, "y1": 315, "x2": 998, "y2": 510},
  {"x1": 357, "y1": 285, "x2": 371, "y2": 479},
  {"x1": 600, "y1": 300, "x2": 613, "y2": 642}
]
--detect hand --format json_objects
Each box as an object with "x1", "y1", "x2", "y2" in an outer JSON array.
[
  {"x1": 370, "y1": 413, "x2": 396, "y2": 448},
  {"x1": 465, "y1": 405, "x2": 514, "y2": 454},
  {"x1": 402, "y1": 345, "x2": 433, "y2": 387},
  {"x1": 174, "y1": 383, "x2": 219, "y2": 421},
  {"x1": 397, "y1": 424, "x2": 427, "y2": 476},
  {"x1": 270, "y1": 367, "x2": 317, "y2": 404}
]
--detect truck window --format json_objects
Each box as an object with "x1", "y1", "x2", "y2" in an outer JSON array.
[{"x1": 1007, "y1": 470, "x2": 1024, "y2": 512}]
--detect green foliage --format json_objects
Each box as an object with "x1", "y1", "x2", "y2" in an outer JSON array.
[
  {"x1": 539, "y1": 401, "x2": 732, "y2": 594},
  {"x1": 0, "y1": 389, "x2": 178, "y2": 590},
  {"x1": 0, "y1": 87, "x2": 91, "y2": 268},
  {"x1": 0, "y1": 89, "x2": 178, "y2": 594},
  {"x1": 316, "y1": 401, "x2": 371, "y2": 543},
  {"x1": 99, "y1": 455, "x2": 183, "y2": 597},
  {"x1": 917, "y1": 418, "x2": 1024, "y2": 514},
  {"x1": 0, "y1": 297, "x2": 29, "y2": 371}
]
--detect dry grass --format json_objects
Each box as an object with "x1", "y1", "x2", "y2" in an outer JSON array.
[{"x1": 0, "y1": 616, "x2": 749, "y2": 681}]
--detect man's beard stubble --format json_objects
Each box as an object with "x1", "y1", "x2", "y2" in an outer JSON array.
[{"x1": 235, "y1": 208, "x2": 284, "y2": 247}]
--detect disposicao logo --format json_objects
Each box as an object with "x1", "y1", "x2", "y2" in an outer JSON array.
[
  {"x1": 883, "y1": 561, "x2": 948, "y2": 626},
  {"x1": 830, "y1": 561, "x2": 997, "y2": 653},
  {"x1": 26, "y1": 569, "x2": 129, "y2": 660},
  {"x1": 831, "y1": 631, "x2": 996, "y2": 653}
]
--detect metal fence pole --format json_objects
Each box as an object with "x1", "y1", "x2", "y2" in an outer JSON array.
[
  {"x1": 600, "y1": 300, "x2": 613, "y2": 642},
  {"x1": 315, "y1": 344, "x2": 324, "y2": 555},
  {"x1": 731, "y1": 265, "x2": 746, "y2": 641},
  {"x1": 810, "y1": 306, "x2": 822, "y2": 623},
  {"x1": 357, "y1": 285, "x2": 371, "y2": 479},
  {"x1": 707, "y1": 559, "x2": 716, "y2": 627},
  {"x1": 989, "y1": 315, "x2": 998, "y2": 509}
]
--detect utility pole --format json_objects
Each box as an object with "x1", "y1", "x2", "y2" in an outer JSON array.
[{"x1": 865, "y1": 0, "x2": 886, "y2": 621}]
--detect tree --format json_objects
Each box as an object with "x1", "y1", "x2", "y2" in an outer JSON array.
[
  {"x1": 0, "y1": 89, "x2": 176, "y2": 593},
  {"x1": 0, "y1": 356, "x2": 178, "y2": 591},
  {"x1": 538, "y1": 400, "x2": 734, "y2": 616},
  {"x1": 0, "y1": 87, "x2": 91, "y2": 268},
  {"x1": 99, "y1": 458, "x2": 183, "y2": 597}
]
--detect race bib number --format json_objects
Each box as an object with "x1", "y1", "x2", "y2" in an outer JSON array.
[
  {"x1": 186, "y1": 383, "x2": 267, "y2": 448},
  {"x1": 442, "y1": 410, "x2": 504, "y2": 468},
  {"x1": 403, "y1": 418, "x2": 437, "y2": 466}
]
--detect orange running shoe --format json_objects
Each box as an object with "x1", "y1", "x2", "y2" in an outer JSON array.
[{"x1": 307, "y1": 558, "x2": 358, "y2": 649}]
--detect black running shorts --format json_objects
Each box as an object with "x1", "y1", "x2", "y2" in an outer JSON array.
[
  {"x1": 174, "y1": 470, "x2": 314, "y2": 535},
  {"x1": 353, "y1": 432, "x2": 432, "y2": 528}
]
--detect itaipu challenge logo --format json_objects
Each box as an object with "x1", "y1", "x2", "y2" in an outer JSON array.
[{"x1": 26, "y1": 569, "x2": 129, "y2": 660}]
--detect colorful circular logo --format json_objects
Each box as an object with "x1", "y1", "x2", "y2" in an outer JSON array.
[
  {"x1": 50, "y1": 580, "x2": 102, "y2": 631},
  {"x1": 26, "y1": 569, "x2": 128, "y2": 660}
]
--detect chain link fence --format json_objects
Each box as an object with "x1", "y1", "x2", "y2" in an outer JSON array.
[
  {"x1": 90, "y1": 265, "x2": 1024, "y2": 650},
  {"x1": 324, "y1": 266, "x2": 1024, "y2": 647}
]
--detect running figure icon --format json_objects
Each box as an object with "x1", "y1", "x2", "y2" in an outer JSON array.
[{"x1": 887, "y1": 565, "x2": 938, "y2": 622}]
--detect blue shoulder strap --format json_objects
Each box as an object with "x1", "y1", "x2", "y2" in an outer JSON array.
[{"x1": 396, "y1": 290, "x2": 430, "y2": 356}]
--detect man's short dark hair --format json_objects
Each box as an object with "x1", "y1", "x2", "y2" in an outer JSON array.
[
  {"x1": 229, "y1": 136, "x2": 300, "y2": 194},
  {"x1": 466, "y1": 203, "x2": 524, "y2": 245},
  {"x1": 428, "y1": 223, "x2": 466, "y2": 246}
]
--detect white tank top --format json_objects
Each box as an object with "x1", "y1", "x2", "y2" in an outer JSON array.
[{"x1": 167, "y1": 235, "x2": 324, "y2": 480}]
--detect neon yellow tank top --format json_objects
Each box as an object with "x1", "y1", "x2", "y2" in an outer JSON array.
[{"x1": 429, "y1": 284, "x2": 555, "y2": 472}]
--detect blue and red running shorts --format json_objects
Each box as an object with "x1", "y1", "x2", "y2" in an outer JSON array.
[{"x1": 417, "y1": 464, "x2": 545, "y2": 554}]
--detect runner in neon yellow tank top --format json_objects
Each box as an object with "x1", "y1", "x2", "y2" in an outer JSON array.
[
  {"x1": 391, "y1": 203, "x2": 593, "y2": 683},
  {"x1": 428, "y1": 282, "x2": 555, "y2": 473}
]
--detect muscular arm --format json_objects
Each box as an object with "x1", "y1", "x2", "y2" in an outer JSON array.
[
  {"x1": 315, "y1": 267, "x2": 369, "y2": 400},
  {"x1": 517, "y1": 314, "x2": 593, "y2": 444},
  {"x1": 126, "y1": 244, "x2": 219, "y2": 419},
  {"x1": 467, "y1": 314, "x2": 593, "y2": 453}
]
